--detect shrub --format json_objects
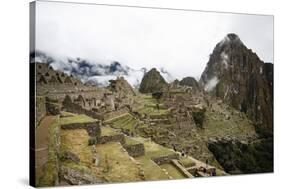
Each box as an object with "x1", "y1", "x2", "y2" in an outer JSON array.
[
  {"x1": 88, "y1": 137, "x2": 98, "y2": 145},
  {"x1": 192, "y1": 108, "x2": 206, "y2": 128}
]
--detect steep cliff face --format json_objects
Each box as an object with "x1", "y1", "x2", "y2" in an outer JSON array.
[
  {"x1": 200, "y1": 33, "x2": 273, "y2": 136},
  {"x1": 139, "y1": 68, "x2": 168, "y2": 93}
]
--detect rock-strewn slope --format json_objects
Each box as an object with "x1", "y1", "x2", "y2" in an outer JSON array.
[{"x1": 200, "y1": 33, "x2": 273, "y2": 136}]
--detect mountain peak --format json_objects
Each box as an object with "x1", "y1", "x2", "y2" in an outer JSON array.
[
  {"x1": 226, "y1": 33, "x2": 240, "y2": 41},
  {"x1": 218, "y1": 33, "x2": 242, "y2": 48},
  {"x1": 139, "y1": 68, "x2": 167, "y2": 93}
]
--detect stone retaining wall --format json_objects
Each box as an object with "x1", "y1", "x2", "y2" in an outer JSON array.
[
  {"x1": 97, "y1": 134, "x2": 125, "y2": 144},
  {"x1": 103, "y1": 107, "x2": 129, "y2": 121},
  {"x1": 61, "y1": 122, "x2": 101, "y2": 137},
  {"x1": 152, "y1": 153, "x2": 179, "y2": 165},
  {"x1": 123, "y1": 143, "x2": 145, "y2": 157}
]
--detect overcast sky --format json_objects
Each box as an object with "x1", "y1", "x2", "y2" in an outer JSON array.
[{"x1": 36, "y1": 1, "x2": 273, "y2": 80}]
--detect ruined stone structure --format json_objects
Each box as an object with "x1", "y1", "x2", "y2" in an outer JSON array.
[{"x1": 35, "y1": 63, "x2": 135, "y2": 123}]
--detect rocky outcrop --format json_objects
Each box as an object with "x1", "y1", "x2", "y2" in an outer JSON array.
[
  {"x1": 207, "y1": 137, "x2": 273, "y2": 174},
  {"x1": 200, "y1": 33, "x2": 273, "y2": 135},
  {"x1": 179, "y1": 77, "x2": 199, "y2": 90},
  {"x1": 139, "y1": 68, "x2": 168, "y2": 93},
  {"x1": 60, "y1": 166, "x2": 102, "y2": 185}
]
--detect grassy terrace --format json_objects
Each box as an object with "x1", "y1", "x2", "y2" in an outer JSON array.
[
  {"x1": 160, "y1": 163, "x2": 186, "y2": 179},
  {"x1": 135, "y1": 156, "x2": 170, "y2": 180},
  {"x1": 134, "y1": 94, "x2": 170, "y2": 117},
  {"x1": 95, "y1": 142, "x2": 142, "y2": 182},
  {"x1": 137, "y1": 106, "x2": 169, "y2": 117},
  {"x1": 59, "y1": 112, "x2": 142, "y2": 183},
  {"x1": 199, "y1": 110, "x2": 256, "y2": 139},
  {"x1": 59, "y1": 114, "x2": 97, "y2": 125},
  {"x1": 105, "y1": 113, "x2": 139, "y2": 134},
  {"x1": 101, "y1": 126, "x2": 119, "y2": 136},
  {"x1": 133, "y1": 137, "x2": 176, "y2": 159},
  {"x1": 125, "y1": 136, "x2": 142, "y2": 145},
  {"x1": 179, "y1": 157, "x2": 196, "y2": 168}
]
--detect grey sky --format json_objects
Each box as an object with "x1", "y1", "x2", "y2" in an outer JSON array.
[{"x1": 36, "y1": 1, "x2": 273, "y2": 80}]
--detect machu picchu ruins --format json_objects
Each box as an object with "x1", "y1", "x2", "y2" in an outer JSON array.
[{"x1": 32, "y1": 33, "x2": 273, "y2": 187}]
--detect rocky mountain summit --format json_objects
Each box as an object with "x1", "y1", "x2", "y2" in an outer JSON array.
[
  {"x1": 200, "y1": 33, "x2": 273, "y2": 136},
  {"x1": 179, "y1": 77, "x2": 199, "y2": 90},
  {"x1": 139, "y1": 68, "x2": 168, "y2": 93}
]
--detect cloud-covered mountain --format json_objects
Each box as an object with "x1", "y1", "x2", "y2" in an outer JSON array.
[{"x1": 31, "y1": 51, "x2": 174, "y2": 87}]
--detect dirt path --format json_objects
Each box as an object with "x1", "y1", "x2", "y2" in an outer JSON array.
[{"x1": 35, "y1": 116, "x2": 56, "y2": 185}]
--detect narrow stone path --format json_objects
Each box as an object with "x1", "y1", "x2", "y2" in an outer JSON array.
[{"x1": 35, "y1": 116, "x2": 56, "y2": 185}]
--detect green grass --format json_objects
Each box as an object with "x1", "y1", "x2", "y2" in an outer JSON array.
[
  {"x1": 101, "y1": 127, "x2": 119, "y2": 136},
  {"x1": 179, "y1": 157, "x2": 196, "y2": 168},
  {"x1": 95, "y1": 142, "x2": 142, "y2": 182},
  {"x1": 199, "y1": 110, "x2": 256, "y2": 139},
  {"x1": 106, "y1": 113, "x2": 138, "y2": 134},
  {"x1": 60, "y1": 111, "x2": 75, "y2": 117},
  {"x1": 125, "y1": 136, "x2": 142, "y2": 145},
  {"x1": 135, "y1": 156, "x2": 170, "y2": 180},
  {"x1": 59, "y1": 114, "x2": 97, "y2": 125},
  {"x1": 160, "y1": 163, "x2": 186, "y2": 179},
  {"x1": 133, "y1": 137, "x2": 176, "y2": 159}
]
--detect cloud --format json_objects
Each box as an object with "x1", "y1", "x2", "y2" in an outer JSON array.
[
  {"x1": 33, "y1": 51, "x2": 173, "y2": 88},
  {"x1": 204, "y1": 77, "x2": 219, "y2": 92},
  {"x1": 35, "y1": 1, "x2": 273, "y2": 80}
]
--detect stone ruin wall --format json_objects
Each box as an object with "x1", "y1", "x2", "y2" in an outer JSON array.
[
  {"x1": 123, "y1": 143, "x2": 145, "y2": 157},
  {"x1": 62, "y1": 96, "x2": 104, "y2": 120},
  {"x1": 97, "y1": 134, "x2": 125, "y2": 144},
  {"x1": 61, "y1": 122, "x2": 101, "y2": 137},
  {"x1": 103, "y1": 107, "x2": 129, "y2": 121},
  {"x1": 152, "y1": 153, "x2": 180, "y2": 165}
]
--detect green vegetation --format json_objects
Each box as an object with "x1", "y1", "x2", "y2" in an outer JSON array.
[
  {"x1": 60, "y1": 111, "x2": 75, "y2": 117},
  {"x1": 179, "y1": 157, "x2": 196, "y2": 168},
  {"x1": 133, "y1": 137, "x2": 176, "y2": 159},
  {"x1": 101, "y1": 126, "x2": 119, "y2": 136},
  {"x1": 160, "y1": 163, "x2": 185, "y2": 179},
  {"x1": 135, "y1": 156, "x2": 170, "y2": 180},
  {"x1": 106, "y1": 113, "x2": 138, "y2": 134},
  {"x1": 59, "y1": 114, "x2": 96, "y2": 125},
  {"x1": 125, "y1": 136, "x2": 142, "y2": 145},
  {"x1": 208, "y1": 138, "x2": 273, "y2": 174},
  {"x1": 199, "y1": 110, "x2": 256, "y2": 138},
  {"x1": 88, "y1": 137, "x2": 98, "y2": 145},
  {"x1": 95, "y1": 142, "x2": 142, "y2": 182},
  {"x1": 192, "y1": 108, "x2": 206, "y2": 128}
]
